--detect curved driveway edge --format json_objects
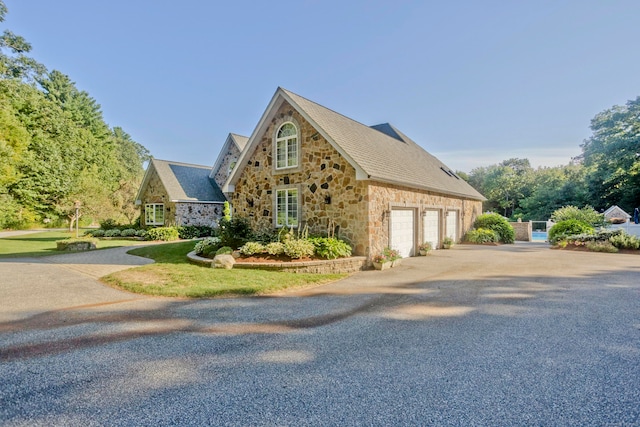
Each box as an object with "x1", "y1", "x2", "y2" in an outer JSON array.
[{"x1": 0, "y1": 246, "x2": 154, "y2": 322}]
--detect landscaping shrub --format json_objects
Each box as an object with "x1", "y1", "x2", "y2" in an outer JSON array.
[
  {"x1": 308, "y1": 237, "x2": 352, "y2": 259},
  {"x1": 551, "y1": 205, "x2": 605, "y2": 228},
  {"x1": 215, "y1": 246, "x2": 233, "y2": 255},
  {"x1": 473, "y1": 213, "x2": 515, "y2": 244},
  {"x1": 177, "y1": 225, "x2": 216, "y2": 239},
  {"x1": 609, "y1": 232, "x2": 640, "y2": 250},
  {"x1": 135, "y1": 229, "x2": 147, "y2": 237},
  {"x1": 86, "y1": 229, "x2": 105, "y2": 237},
  {"x1": 265, "y1": 242, "x2": 285, "y2": 255},
  {"x1": 548, "y1": 220, "x2": 594, "y2": 245},
  {"x1": 585, "y1": 241, "x2": 618, "y2": 253},
  {"x1": 121, "y1": 228, "x2": 138, "y2": 237},
  {"x1": 145, "y1": 227, "x2": 179, "y2": 241},
  {"x1": 283, "y1": 239, "x2": 315, "y2": 259},
  {"x1": 194, "y1": 237, "x2": 221, "y2": 256},
  {"x1": 239, "y1": 241, "x2": 265, "y2": 256},
  {"x1": 99, "y1": 219, "x2": 121, "y2": 230},
  {"x1": 465, "y1": 228, "x2": 499, "y2": 244},
  {"x1": 219, "y1": 217, "x2": 253, "y2": 249},
  {"x1": 104, "y1": 229, "x2": 122, "y2": 237},
  {"x1": 252, "y1": 226, "x2": 280, "y2": 244}
]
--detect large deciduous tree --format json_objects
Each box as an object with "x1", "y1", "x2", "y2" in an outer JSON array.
[{"x1": 580, "y1": 96, "x2": 640, "y2": 212}]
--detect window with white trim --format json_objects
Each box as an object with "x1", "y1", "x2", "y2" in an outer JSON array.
[
  {"x1": 145, "y1": 203, "x2": 165, "y2": 225},
  {"x1": 276, "y1": 188, "x2": 299, "y2": 227},
  {"x1": 275, "y1": 122, "x2": 298, "y2": 169}
]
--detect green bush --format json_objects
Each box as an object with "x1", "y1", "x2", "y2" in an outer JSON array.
[
  {"x1": 239, "y1": 241, "x2": 265, "y2": 256},
  {"x1": 135, "y1": 229, "x2": 147, "y2": 237},
  {"x1": 609, "y1": 232, "x2": 640, "y2": 250},
  {"x1": 465, "y1": 228, "x2": 499, "y2": 244},
  {"x1": 551, "y1": 205, "x2": 605, "y2": 228},
  {"x1": 145, "y1": 227, "x2": 179, "y2": 241},
  {"x1": 177, "y1": 225, "x2": 216, "y2": 239},
  {"x1": 86, "y1": 229, "x2": 105, "y2": 237},
  {"x1": 104, "y1": 229, "x2": 122, "y2": 237},
  {"x1": 99, "y1": 219, "x2": 120, "y2": 230},
  {"x1": 252, "y1": 226, "x2": 280, "y2": 244},
  {"x1": 215, "y1": 246, "x2": 233, "y2": 255},
  {"x1": 121, "y1": 228, "x2": 137, "y2": 237},
  {"x1": 219, "y1": 217, "x2": 253, "y2": 249},
  {"x1": 284, "y1": 239, "x2": 315, "y2": 259},
  {"x1": 548, "y1": 220, "x2": 594, "y2": 245},
  {"x1": 308, "y1": 237, "x2": 352, "y2": 259},
  {"x1": 194, "y1": 237, "x2": 221, "y2": 256},
  {"x1": 265, "y1": 242, "x2": 285, "y2": 255},
  {"x1": 586, "y1": 241, "x2": 619, "y2": 253},
  {"x1": 473, "y1": 213, "x2": 515, "y2": 244}
]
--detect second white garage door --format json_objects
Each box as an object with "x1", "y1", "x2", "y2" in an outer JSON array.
[
  {"x1": 422, "y1": 210, "x2": 440, "y2": 250},
  {"x1": 391, "y1": 209, "x2": 415, "y2": 258}
]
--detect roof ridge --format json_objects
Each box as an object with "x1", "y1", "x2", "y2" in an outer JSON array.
[{"x1": 152, "y1": 158, "x2": 211, "y2": 169}]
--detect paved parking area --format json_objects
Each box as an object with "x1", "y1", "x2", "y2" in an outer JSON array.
[{"x1": 1, "y1": 243, "x2": 639, "y2": 426}]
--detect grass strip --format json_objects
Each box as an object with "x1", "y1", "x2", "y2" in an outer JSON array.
[{"x1": 103, "y1": 241, "x2": 346, "y2": 298}]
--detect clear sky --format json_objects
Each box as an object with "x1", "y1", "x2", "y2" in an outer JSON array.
[{"x1": 4, "y1": 0, "x2": 640, "y2": 172}]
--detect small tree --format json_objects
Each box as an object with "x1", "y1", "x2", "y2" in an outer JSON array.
[{"x1": 550, "y1": 205, "x2": 605, "y2": 228}]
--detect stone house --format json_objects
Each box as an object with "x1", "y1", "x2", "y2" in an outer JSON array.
[
  {"x1": 222, "y1": 87, "x2": 485, "y2": 258},
  {"x1": 135, "y1": 158, "x2": 227, "y2": 227},
  {"x1": 603, "y1": 205, "x2": 631, "y2": 223}
]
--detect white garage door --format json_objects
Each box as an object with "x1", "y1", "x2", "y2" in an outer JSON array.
[
  {"x1": 445, "y1": 211, "x2": 458, "y2": 242},
  {"x1": 422, "y1": 210, "x2": 440, "y2": 249},
  {"x1": 391, "y1": 209, "x2": 415, "y2": 258}
]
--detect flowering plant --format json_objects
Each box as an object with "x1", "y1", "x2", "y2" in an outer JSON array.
[{"x1": 418, "y1": 241, "x2": 432, "y2": 252}]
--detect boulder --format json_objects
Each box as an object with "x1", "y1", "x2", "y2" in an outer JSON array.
[{"x1": 213, "y1": 254, "x2": 235, "y2": 269}]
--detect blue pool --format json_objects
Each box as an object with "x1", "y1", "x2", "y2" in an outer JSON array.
[{"x1": 532, "y1": 231, "x2": 548, "y2": 242}]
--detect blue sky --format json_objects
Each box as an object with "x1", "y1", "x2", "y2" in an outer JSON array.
[{"x1": 4, "y1": 0, "x2": 640, "y2": 172}]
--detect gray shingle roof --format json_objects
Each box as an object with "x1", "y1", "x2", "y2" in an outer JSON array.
[
  {"x1": 150, "y1": 159, "x2": 226, "y2": 203},
  {"x1": 280, "y1": 88, "x2": 485, "y2": 200}
]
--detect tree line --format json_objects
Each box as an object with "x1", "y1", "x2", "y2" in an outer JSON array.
[
  {"x1": 0, "y1": 1, "x2": 150, "y2": 229},
  {"x1": 461, "y1": 96, "x2": 640, "y2": 221}
]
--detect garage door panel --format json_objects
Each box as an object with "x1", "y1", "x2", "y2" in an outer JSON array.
[
  {"x1": 391, "y1": 209, "x2": 415, "y2": 258},
  {"x1": 446, "y1": 211, "x2": 458, "y2": 242},
  {"x1": 423, "y1": 210, "x2": 439, "y2": 249}
]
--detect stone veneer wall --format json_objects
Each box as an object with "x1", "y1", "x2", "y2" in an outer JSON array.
[
  {"x1": 213, "y1": 143, "x2": 241, "y2": 189},
  {"x1": 367, "y1": 182, "x2": 483, "y2": 258},
  {"x1": 231, "y1": 101, "x2": 369, "y2": 255},
  {"x1": 175, "y1": 203, "x2": 224, "y2": 227},
  {"x1": 139, "y1": 166, "x2": 177, "y2": 226},
  {"x1": 510, "y1": 221, "x2": 532, "y2": 241}
]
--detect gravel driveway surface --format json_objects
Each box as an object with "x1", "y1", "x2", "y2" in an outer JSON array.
[{"x1": 1, "y1": 243, "x2": 639, "y2": 426}]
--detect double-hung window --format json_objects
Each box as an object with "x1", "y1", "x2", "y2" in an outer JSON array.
[
  {"x1": 275, "y1": 122, "x2": 298, "y2": 169},
  {"x1": 145, "y1": 203, "x2": 165, "y2": 225},
  {"x1": 276, "y1": 188, "x2": 299, "y2": 227}
]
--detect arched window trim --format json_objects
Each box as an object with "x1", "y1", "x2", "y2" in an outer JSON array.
[{"x1": 275, "y1": 121, "x2": 299, "y2": 170}]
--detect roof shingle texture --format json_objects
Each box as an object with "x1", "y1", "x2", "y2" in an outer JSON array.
[
  {"x1": 152, "y1": 159, "x2": 225, "y2": 202},
  {"x1": 282, "y1": 88, "x2": 485, "y2": 200}
]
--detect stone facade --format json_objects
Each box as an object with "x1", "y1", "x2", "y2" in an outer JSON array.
[
  {"x1": 213, "y1": 143, "x2": 242, "y2": 189},
  {"x1": 230, "y1": 101, "x2": 483, "y2": 258},
  {"x1": 174, "y1": 202, "x2": 224, "y2": 227},
  {"x1": 231, "y1": 101, "x2": 369, "y2": 252},
  {"x1": 138, "y1": 166, "x2": 177, "y2": 226},
  {"x1": 367, "y1": 182, "x2": 482, "y2": 258}
]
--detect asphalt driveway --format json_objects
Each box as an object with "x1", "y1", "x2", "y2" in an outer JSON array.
[{"x1": 1, "y1": 243, "x2": 639, "y2": 426}]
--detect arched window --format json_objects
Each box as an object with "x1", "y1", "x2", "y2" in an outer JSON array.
[{"x1": 275, "y1": 122, "x2": 298, "y2": 169}]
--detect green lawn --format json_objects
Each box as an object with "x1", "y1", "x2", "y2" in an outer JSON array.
[
  {"x1": 103, "y1": 241, "x2": 347, "y2": 298},
  {"x1": 0, "y1": 231, "x2": 146, "y2": 258}
]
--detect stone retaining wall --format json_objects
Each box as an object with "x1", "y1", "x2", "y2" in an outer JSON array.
[{"x1": 187, "y1": 251, "x2": 366, "y2": 274}]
